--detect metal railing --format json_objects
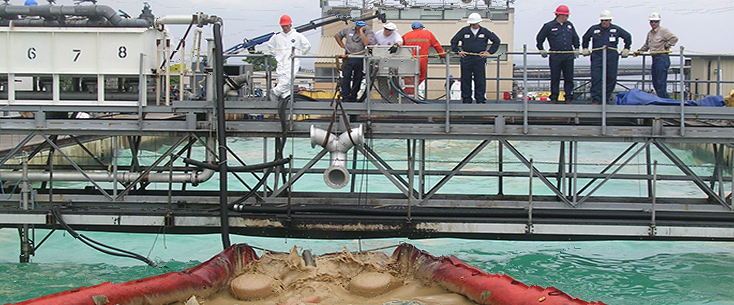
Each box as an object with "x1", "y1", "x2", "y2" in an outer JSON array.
[{"x1": 197, "y1": 44, "x2": 734, "y2": 140}]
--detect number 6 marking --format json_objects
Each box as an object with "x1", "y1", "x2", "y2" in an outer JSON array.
[{"x1": 27, "y1": 47, "x2": 36, "y2": 60}]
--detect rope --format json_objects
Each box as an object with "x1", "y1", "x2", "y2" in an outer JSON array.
[
  {"x1": 515, "y1": 47, "x2": 733, "y2": 57},
  {"x1": 544, "y1": 50, "x2": 578, "y2": 54},
  {"x1": 683, "y1": 49, "x2": 734, "y2": 56}
]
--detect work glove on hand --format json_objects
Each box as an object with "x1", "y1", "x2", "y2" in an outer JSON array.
[
  {"x1": 621, "y1": 49, "x2": 630, "y2": 58},
  {"x1": 573, "y1": 49, "x2": 580, "y2": 59},
  {"x1": 388, "y1": 44, "x2": 399, "y2": 54},
  {"x1": 632, "y1": 51, "x2": 641, "y2": 57},
  {"x1": 582, "y1": 48, "x2": 590, "y2": 56},
  {"x1": 539, "y1": 50, "x2": 548, "y2": 58}
]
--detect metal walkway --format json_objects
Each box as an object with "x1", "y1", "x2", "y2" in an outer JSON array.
[{"x1": 2, "y1": 100, "x2": 734, "y2": 246}]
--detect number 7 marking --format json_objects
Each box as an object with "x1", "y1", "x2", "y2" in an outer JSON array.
[{"x1": 73, "y1": 49, "x2": 81, "y2": 62}]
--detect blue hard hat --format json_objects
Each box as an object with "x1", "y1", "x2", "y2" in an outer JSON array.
[
  {"x1": 24, "y1": 0, "x2": 38, "y2": 5},
  {"x1": 411, "y1": 21, "x2": 424, "y2": 29},
  {"x1": 355, "y1": 21, "x2": 367, "y2": 27},
  {"x1": 449, "y1": 75, "x2": 453, "y2": 78}
]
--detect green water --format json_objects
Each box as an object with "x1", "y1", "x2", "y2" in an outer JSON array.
[
  {"x1": 2, "y1": 232, "x2": 734, "y2": 304},
  {"x1": 2, "y1": 139, "x2": 733, "y2": 304}
]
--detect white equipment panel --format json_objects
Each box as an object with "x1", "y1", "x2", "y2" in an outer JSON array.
[{"x1": 0, "y1": 27, "x2": 165, "y2": 75}]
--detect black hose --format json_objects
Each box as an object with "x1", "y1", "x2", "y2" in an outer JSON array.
[
  {"x1": 160, "y1": 19, "x2": 195, "y2": 70},
  {"x1": 227, "y1": 166, "x2": 275, "y2": 210},
  {"x1": 390, "y1": 77, "x2": 428, "y2": 104},
  {"x1": 213, "y1": 22, "x2": 231, "y2": 249},
  {"x1": 214, "y1": 203, "x2": 649, "y2": 220},
  {"x1": 51, "y1": 207, "x2": 159, "y2": 267},
  {"x1": 293, "y1": 93, "x2": 317, "y2": 101},
  {"x1": 211, "y1": 203, "x2": 734, "y2": 227},
  {"x1": 183, "y1": 157, "x2": 290, "y2": 172},
  {"x1": 357, "y1": 59, "x2": 379, "y2": 103}
]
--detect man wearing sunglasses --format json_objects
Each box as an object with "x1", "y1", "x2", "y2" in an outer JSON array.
[
  {"x1": 634, "y1": 12, "x2": 678, "y2": 99},
  {"x1": 581, "y1": 10, "x2": 632, "y2": 105}
]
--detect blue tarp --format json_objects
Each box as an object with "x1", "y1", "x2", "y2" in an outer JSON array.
[{"x1": 615, "y1": 89, "x2": 725, "y2": 107}]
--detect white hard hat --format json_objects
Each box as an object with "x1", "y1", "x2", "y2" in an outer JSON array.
[
  {"x1": 467, "y1": 13, "x2": 482, "y2": 24},
  {"x1": 383, "y1": 22, "x2": 397, "y2": 31},
  {"x1": 649, "y1": 12, "x2": 661, "y2": 21},
  {"x1": 599, "y1": 10, "x2": 613, "y2": 21}
]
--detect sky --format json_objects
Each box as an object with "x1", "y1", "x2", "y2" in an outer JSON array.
[{"x1": 45, "y1": 0, "x2": 734, "y2": 67}]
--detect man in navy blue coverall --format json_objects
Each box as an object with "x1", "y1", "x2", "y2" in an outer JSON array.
[
  {"x1": 581, "y1": 10, "x2": 632, "y2": 104},
  {"x1": 450, "y1": 13, "x2": 501, "y2": 104},
  {"x1": 536, "y1": 5, "x2": 580, "y2": 104}
]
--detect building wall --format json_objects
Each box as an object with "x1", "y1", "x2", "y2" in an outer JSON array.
[{"x1": 690, "y1": 57, "x2": 734, "y2": 98}]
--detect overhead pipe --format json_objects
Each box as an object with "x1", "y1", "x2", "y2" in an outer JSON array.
[
  {"x1": 0, "y1": 168, "x2": 214, "y2": 184},
  {"x1": 0, "y1": 4, "x2": 150, "y2": 27},
  {"x1": 0, "y1": 138, "x2": 216, "y2": 185},
  {"x1": 155, "y1": 13, "x2": 220, "y2": 27},
  {"x1": 310, "y1": 124, "x2": 364, "y2": 189},
  {"x1": 155, "y1": 15, "x2": 196, "y2": 26}
]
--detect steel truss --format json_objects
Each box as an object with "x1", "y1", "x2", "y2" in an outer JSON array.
[{"x1": 2, "y1": 102, "x2": 734, "y2": 259}]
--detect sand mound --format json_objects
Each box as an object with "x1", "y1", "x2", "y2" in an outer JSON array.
[
  {"x1": 229, "y1": 273, "x2": 278, "y2": 300},
  {"x1": 347, "y1": 271, "x2": 400, "y2": 297}
]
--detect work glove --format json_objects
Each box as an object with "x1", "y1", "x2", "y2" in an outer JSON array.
[
  {"x1": 539, "y1": 50, "x2": 548, "y2": 58},
  {"x1": 582, "y1": 48, "x2": 590, "y2": 56},
  {"x1": 573, "y1": 49, "x2": 580, "y2": 59},
  {"x1": 633, "y1": 51, "x2": 641, "y2": 57},
  {"x1": 621, "y1": 49, "x2": 630, "y2": 58},
  {"x1": 388, "y1": 44, "x2": 399, "y2": 54}
]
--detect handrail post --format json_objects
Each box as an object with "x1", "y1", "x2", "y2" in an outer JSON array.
[
  {"x1": 601, "y1": 46, "x2": 607, "y2": 135},
  {"x1": 641, "y1": 53, "x2": 647, "y2": 92},
  {"x1": 364, "y1": 48, "x2": 372, "y2": 118},
  {"x1": 522, "y1": 44, "x2": 528, "y2": 134},
  {"x1": 679, "y1": 46, "x2": 685, "y2": 136},
  {"x1": 445, "y1": 51, "x2": 451, "y2": 133},
  {"x1": 651, "y1": 160, "x2": 658, "y2": 229},
  {"x1": 717, "y1": 55, "x2": 722, "y2": 96},
  {"x1": 572, "y1": 141, "x2": 578, "y2": 205},
  {"x1": 138, "y1": 53, "x2": 145, "y2": 128},
  {"x1": 496, "y1": 54, "x2": 501, "y2": 101},
  {"x1": 289, "y1": 46, "x2": 296, "y2": 131},
  {"x1": 528, "y1": 158, "x2": 534, "y2": 228}
]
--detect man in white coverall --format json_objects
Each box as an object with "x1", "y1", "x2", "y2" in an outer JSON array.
[{"x1": 266, "y1": 14, "x2": 311, "y2": 101}]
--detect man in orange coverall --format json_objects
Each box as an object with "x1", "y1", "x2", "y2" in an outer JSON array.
[{"x1": 401, "y1": 21, "x2": 445, "y2": 96}]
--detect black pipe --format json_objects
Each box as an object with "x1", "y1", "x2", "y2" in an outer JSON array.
[
  {"x1": 226, "y1": 203, "x2": 734, "y2": 223},
  {"x1": 183, "y1": 157, "x2": 290, "y2": 172},
  {"x1": 213, "y1": 22, "x2": 230, "y2": 249},
  {"x1": 0, "y1": 4, "x2": 150, "y2": 27}
]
